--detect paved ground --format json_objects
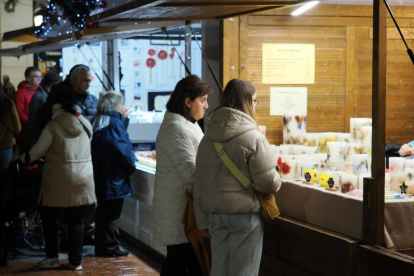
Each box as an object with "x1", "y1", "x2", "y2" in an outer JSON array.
[{"x1": 0, "y1": 242, "x2": 162, "y2": 276}]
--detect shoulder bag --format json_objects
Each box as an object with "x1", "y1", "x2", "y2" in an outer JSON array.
[{"x1": 214, "y1": 142, "x2": 280, "y2": 222}]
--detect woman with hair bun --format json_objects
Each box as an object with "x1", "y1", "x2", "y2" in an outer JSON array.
[{"x1": 91, "y1": 91, "x2": 136, "y2": 257}]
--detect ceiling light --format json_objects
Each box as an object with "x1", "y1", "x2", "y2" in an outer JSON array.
[{"x1": 291, "y1": 1, "x2": 319, "y2": 16}]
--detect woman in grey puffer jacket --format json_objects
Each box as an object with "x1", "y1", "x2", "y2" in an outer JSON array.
[{"x1": 194, "y1": 79, "x2": 281, "y2": 276}]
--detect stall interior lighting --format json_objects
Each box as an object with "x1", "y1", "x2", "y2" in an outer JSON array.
[{"x1": 291, "y1": 1, "x2": 320, "y2": 16}]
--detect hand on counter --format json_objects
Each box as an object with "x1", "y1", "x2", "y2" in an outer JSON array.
[{"x1": 399, "y1": 144, "x2": 413, "y2": 156}]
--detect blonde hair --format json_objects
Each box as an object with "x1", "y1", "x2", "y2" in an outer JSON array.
[
  {"x1": 91, "y1": 91, "x2": 124, "y2": 131},
  {"x1": 209, "y1": 79, "x2": 256, "y2": 122}
]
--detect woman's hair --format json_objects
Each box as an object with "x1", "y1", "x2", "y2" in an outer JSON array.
[
  {"x1": 91, "y1": 91, "x2": 124, "y2": 131},
  {"x1": 166, "y1": 75, "x2": 213, "y2": 121},
  {"x1": 40, "y1": 72, "x2": 60, "y2": 89},
  {"x1": 55, "y1": 88, "x2": 78, "y2": 116},
  {"x1": 209, "y1": 79, "x2": 257, "y2": 121},
  {"x1": 0, "y1": 81, "x2": 12, "y2": 117}
]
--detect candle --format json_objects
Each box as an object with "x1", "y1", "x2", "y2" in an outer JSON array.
[
  {"x1": 279, "y1": 144, "x2": 293, "y2": 155},
  {"x1": 350, "y1": 118, "x2": 372, "y2": 140},
  {"x1": 327, "y1": 142, "x2": 347, "y2": 168},
  {"x1": 389, "y1": 157, "x2": 405, "y2": 173},
  {"x1": 405, "y1": 168, "x2": 414, "y2": 186},
  {"x1": 339, "y1": 174, "x2": 358, "y2": 193},
  {"x1": 336, "y1": 133, "x2": 354, "y2": 143},
  {"x1": 283, "y1": 129, "x2": 303, "y2": 145},
  {"x1": 303, "y1": 133, "x2": 319, "y2": 147},
  {"x1": 331, "y1": 171, "x2": 347, "y2": 189},
  {"x1": 318, "y1": 171, "x2": 332, "y2": 188},
  {"x1": 292, "y1": 145, "x2": 305, "y2": 155},
  {"x1": 405, "y1": 159, "x2": 414, "y2": 169},
  {"x1": 317, "y1": 133, "x2": 338, "y2": 153},
  {"x1": 389, "y1": 172, "x2": 405, "y2": 193},
  {"x1": 299, "y1": 160, "x2": 321, "y2": 180},
  {"x1": 346, "y1": 142, "x2": 364, "y2": 164},
  {"x1": 353, "y1": 154, "x2": 369, "y2": 174},
  {"x1": 280, "y1": 158, "x2": 300, "y2": 180}
]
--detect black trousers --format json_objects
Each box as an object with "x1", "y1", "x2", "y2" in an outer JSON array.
[
  {"x1": 41, "y1": 205, "x2": 85, "y2": 266},
  {"x1": 95, "y1": 198, "x2": 124, "y2": 255},
  {"x1": 160, "y1": 243, "x2": 205, "y2": 276}
]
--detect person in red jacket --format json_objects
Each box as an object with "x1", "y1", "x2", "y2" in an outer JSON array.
[{"x1": 13, "y1": 67, "x2": 41, "y2": 153}]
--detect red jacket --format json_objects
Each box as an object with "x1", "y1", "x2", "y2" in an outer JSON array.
[{"x1": 13, "y1": 81, "x2": 36, "y2": 140}]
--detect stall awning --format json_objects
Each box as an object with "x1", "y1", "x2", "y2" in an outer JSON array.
[
  {"x1": 2, "y1": 27, "x2": 38, "y2": 43},
  {"x1": 0, "y1": 21, "x2": 184, "y2": 57},
  {"x1": 88, "y1": 0, "x2": 311, "y2": 24}
]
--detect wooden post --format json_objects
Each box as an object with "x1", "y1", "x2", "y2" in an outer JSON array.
[{"x1": 363, "y1": 0, "x2": 386, "y2": 246}]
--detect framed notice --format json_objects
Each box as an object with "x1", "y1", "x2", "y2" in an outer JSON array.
[
  {"x1": 262, "y1": 44, "x2": 315, "y2": 84},
  {"x1": 270, "y1": 87, "x2": 307, "y2": 116}
]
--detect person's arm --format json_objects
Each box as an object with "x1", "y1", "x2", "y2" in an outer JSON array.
[
  {"x1": 193, "y1": 165, "x2": 210, "y2": 231},
  {"x1": 19, "y1": 124, "x2": 53, "y2": 164},
  {"x1": 13, "y1": 90, "x2": 29, "y2": 124},
  {"x1": 248, "y1": 137, "x2": 281, "y2": 194},
  {"x1": 164, "y1": 130, "x2": 197, "y2": 185},
  {"x1": 399, "y1": 143, "x2": 414, "y2": 156},
  {"x1": 111, "y1": 120, "x2": 136, "y2": 175},
  {"x1": 11, "y1": 102, "x2": 21, "y2": 135}
]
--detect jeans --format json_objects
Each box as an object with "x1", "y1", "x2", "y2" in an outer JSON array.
[
  {"x1": 160, "y1": 243, "x2": 204, "y2": 276},
  {"x1": 0, "y1": 147, "x2": 13, "y2": 174},
  {"x1": 41, "y1": 205, "x2": 85, "y2": 266},
  {"x1": 209, "y1": 213, "x2": 264, "y2": 276}
]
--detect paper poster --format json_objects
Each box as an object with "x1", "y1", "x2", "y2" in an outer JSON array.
[
  {"x1": 262, "y1": 44, "x2": 315, "y2": 84},
  {"x1": 270, "y1": 87, "x2": 307, "y2": 116}
]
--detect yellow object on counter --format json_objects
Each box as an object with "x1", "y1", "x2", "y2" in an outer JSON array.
[
  {"x1": 318, "y1": 173, "x2": 332, "y2": 188},
  {"x1": 304, "y1": 169, "x2": 318, "y2": 183}
]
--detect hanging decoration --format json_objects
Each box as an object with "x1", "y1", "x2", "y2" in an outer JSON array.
[
  {"x1": 146, "y1": 58, "x2": 156, "y2": 85},
  {"x1": 148, "y1": 49, "x2": 156, "y2": 56},
  {"x1": 158, "y1": 50, "x2": 167, "y2": 60},
  {"x1": 35, "y1": 0, "x2": 99, "y2": 38}
]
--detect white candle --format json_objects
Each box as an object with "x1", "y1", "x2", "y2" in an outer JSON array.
[
  {"x1": 317, "y1": 133, "x2": 338, "y2": 153},
  {"x1": 327, "y1": 142, "x2": 347, "y2": 168},
  {"x1": 339, "y1": 174, "x2": 358, "y2": 193},
  {"x1": 405, "y1": 159, "x2": 414, "y2": 169},
  {"x1": 336, "y1": 133, "x2": 354, "y2": 143},
  {"x1": 303, "y1": 133, "x2": 319, "y2": 147},
  {"x1": 298, "y1": 160, "x2": 321, "y2": 179},
  {"x1": 346, "y1": 142, "x2": 363, "y2": 164},
  {"x1": 405, "y1": 168, "x2": 414, "y2": 186},
  {"x1": 280, "y1": 158, "x2": 300, "y2": 180},
  {"x1": 389, "y1": 157, "x2": 405, "y2": 173},
  {"x1": 353, "y1": 154, "x2": 369, "y2": 174},
  {"x1": 292, "y1": 145, "x2": 306, "y2": 155},
  {"x1": 280, "y1": 144, "x2": 294, "y2": 155},
  {"x1": 390, "y1": 171, "x2": 405, "y2": 193},
  {"x1": 350, "y1": 118, "x2": 372, "y2": 140}
]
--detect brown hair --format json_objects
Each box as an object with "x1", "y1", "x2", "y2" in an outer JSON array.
[
  {"x1": 166, "y1": 75, "x2": 213, "y2": 121},
  {"x1": 209, "y1": 78, "x2": 256, "y2": 122}
]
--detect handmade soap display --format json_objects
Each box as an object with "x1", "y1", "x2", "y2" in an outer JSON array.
[{"x1": 326, "y1": 142, "x2": 347, "y2": 169}]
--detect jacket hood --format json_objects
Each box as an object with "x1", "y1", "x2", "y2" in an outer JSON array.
[
  {"x1": 17, "y1": 81, "x2": 28, "y2": 90},
  {"x1": 51, "y1": 104, "x2": 83, "y2": 138},
  {"x1": 206, "y1": 107, "x2": 257, "y2": 143}
]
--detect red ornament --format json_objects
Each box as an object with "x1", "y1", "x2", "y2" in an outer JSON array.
[
  {"x1": 86, "y1": 22, "x2": 94, "y2": 29},
  {"x1": 61, "y1": 14, "x2": 67, "y2": 19},
  {"x1": 146, "y1": 58, "x2": 156, "y2": 68},
  {"x1": 158, "y1": 50, "x2": 167, "y2": 60},
  {"x1": 100, "y1": 1, "x2": 107, "y2": 9},
  {"x1": 148, "y1": 49, "x2": 156, "y2": 56},
  {"x1": 171, "y1": 48, "x2": 175, "y2": 53},
  {"x1": 169, "y1": 53, "x2": 174, "y2": 59}
]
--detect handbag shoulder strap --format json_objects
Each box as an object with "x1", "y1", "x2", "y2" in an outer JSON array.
[
  {"x1": 78, "y1": 118, "x2": 91, "y2": 139},
  {"x1": 214, "y1": 142, "x2": 251, "y2": 189}
]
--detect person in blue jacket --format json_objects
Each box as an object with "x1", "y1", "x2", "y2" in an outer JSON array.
[{"x1": 90, "y1": 91, "x2": 136, "y2": 257}]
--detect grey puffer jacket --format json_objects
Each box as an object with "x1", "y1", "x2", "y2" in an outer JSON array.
[{"x1": 193, "y1": 107, "x2": 281, "y2": 229}]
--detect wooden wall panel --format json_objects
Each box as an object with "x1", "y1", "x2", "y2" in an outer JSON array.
[{"x1": 225, "y1": 4, "x2": 414, "y2": 145}]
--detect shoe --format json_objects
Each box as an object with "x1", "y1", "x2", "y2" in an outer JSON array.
[
  {"x1": 66, "y1": 262, "x2": 82, "y2": 271},
  {"x1": 95, "y1": 249, "x2": 129, "y2": 257},
  {"x1": 37, "y1": 257, "x2": 60, "y2": 269}
]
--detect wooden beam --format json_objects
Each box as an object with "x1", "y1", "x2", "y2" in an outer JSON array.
[
  {"x1": 345, "y1": 26, "x2": 356, "y2": 133},
  {"x1": 248, "y1": 15, "x2": 414, "y2": 28},
  {"x1": 223, "y1": 17, "x2": 240, "y2": 87},
  {"x1": 239, "y1": 15, "x2": 248, "y2": 80},
  {"x1": 216, "y1": 6, "x2": 284, "y2": 20},
  {"x1": 363, "y1": 0, "x2": 386, "y2": 247},
  {"x1": 158, "y1": 1, "x2": 310, "y2": 6}
]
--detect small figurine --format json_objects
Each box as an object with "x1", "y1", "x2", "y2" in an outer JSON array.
[
  {"x1": 328, "y1": 177, "x2": 334, "y2": 188},
  {"x1": 305, "y1": 172, "x2": 312, "y2": 182},
  {"x1": 400, "y1": 182, "x2": 408, "y2": 194}
]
